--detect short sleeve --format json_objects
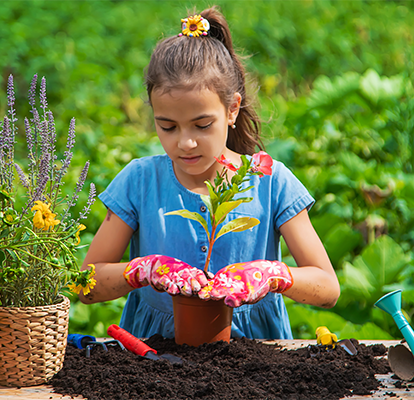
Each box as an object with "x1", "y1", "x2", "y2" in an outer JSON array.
[
  {"x1": 98, "y1": 160, "x2": 141, "y2": 231},
  {"x1": 271, "y1": 161, "x2": 315, "y2": 229}
]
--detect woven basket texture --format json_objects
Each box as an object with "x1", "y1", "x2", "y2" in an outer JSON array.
[{"x1": 0, "y1": 296, "x2": 70, "y2": 387}]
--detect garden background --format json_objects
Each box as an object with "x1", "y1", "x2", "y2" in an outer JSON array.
[{"x1": 1, "y1": 0, "x2": 414, "y2": 341}]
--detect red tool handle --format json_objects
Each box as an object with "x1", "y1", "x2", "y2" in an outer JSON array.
[{"x1": 107, "y1": 324, "x2": 157, "y2": 356}]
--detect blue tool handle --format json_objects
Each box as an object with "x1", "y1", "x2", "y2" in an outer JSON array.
[{"x1": 67, "y1": 333, "x2": 96, "y2": 349}]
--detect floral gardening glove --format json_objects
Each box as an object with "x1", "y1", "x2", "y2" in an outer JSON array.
[
  {"x1": 198, "y1": 260, "x2": 293, "y2": 308},
  {"x1": 123, "y1": 254, "x2": 209, "y2": 296}
]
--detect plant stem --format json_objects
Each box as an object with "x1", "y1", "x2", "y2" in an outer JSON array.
[{"x1": 204, "y1": 223, "x2": 217, "y2": 272}]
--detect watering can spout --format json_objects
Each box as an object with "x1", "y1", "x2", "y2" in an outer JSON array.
[{"x1": 374, "y1": 290, "x2": 414, "y2": 355}]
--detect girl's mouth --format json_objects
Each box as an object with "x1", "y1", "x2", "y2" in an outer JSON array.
[{"x1": 180, "y1": 155, "x2": 201, "y2": 164}]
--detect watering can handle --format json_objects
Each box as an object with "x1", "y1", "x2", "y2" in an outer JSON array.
[{"x1": 107, "y1": 324, "x2": 157, "y2": 356}]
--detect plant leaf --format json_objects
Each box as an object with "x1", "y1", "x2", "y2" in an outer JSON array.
[
  {"x1": 200, "y1": 194, "x2": 213, "y2": 216},
  {"x1": 215, "y1": 217, "x2": 260, "y2": 240},
  {"x1": 214, "y1": 200, "x2": 243, "y2": 225},
  {"x1": 205, "y1": 180, "x2": 219, "y2": 212},
  {"x1": 165, "y1": 210, "x2": 209, "y2": 239}
]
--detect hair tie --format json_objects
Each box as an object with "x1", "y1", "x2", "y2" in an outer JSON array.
[{"x1": 178, "y1": 15, "x2": 210, "y2": 37}]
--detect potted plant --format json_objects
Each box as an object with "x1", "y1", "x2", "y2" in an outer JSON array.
[
  {"x1": 0, "y1": 74, "x2": 96, "y2": 387},
  {"x1": 165, "y1": 152, "x2": 273, "y2": 346}
]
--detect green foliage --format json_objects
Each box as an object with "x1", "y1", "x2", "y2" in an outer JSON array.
[
  {"x1": 0, "y1": 75, "x2": 96, "y2": 307},
  {"x1": 277, "y1": 68, "x2": 414, "y2": 341},
  {"x1": 2, "y1": 0, "x2": 414, "y2": 338}
]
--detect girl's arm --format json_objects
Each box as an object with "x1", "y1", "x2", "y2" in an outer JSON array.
[
  {"x1": 79, "y1": 210, "x2": 135, "y2": 304},
  {"x1": 280, "y1": 209, "x2": 340, "y2": 308}
]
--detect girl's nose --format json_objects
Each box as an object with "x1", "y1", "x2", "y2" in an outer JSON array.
[{"x1": 178, "y1": 134, "x2": 197, "y2": 151}]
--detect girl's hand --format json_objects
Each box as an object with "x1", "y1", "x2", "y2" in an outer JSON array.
[
  {"x1": 123, "y1": 254, "x2": 209, "y2": 296},
  {"x1": 198, "y1": 260, "x2": 293, "y2": 307}
]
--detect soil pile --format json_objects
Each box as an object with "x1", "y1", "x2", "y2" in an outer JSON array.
[{"x1": 51, "y1": 335, "x2": 391, "y2": 400}]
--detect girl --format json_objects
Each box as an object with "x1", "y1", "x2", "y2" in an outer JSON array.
[{"x1": 80, "y1": 6, "x2": 340, "y2": 340}]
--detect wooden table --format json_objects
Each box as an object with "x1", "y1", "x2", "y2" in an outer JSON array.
[{"x1": 0, "y1": 340, "x2": 411, "y2": 400}]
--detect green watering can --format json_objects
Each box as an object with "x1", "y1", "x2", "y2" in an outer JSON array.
[{"x1": 375, "y1": 290, "x2": 414, "y2": 380}]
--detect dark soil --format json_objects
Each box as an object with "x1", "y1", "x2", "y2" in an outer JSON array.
[{"x1": 51, "y1": 336, "x2": 391, "y2": 400}]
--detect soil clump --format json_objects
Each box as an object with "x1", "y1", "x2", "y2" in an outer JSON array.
[{"x1": 51, "y1": 336, "x2": 391, "y2": 400}]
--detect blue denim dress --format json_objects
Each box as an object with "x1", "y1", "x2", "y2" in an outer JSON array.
[{"x1": 99, "y1": 154, "x2": 314, "y2": 339}]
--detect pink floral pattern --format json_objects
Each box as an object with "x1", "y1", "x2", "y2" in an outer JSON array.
[
  {"x1": 124, "y1": 254, "x2": 209, "y2": 296},
  {"x1": 198, "y1": 260, "x2": 293, "y2": 307}
]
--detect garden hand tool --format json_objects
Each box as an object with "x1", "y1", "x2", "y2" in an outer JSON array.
[
  {"x1": 67, "y1": 333, "x2": 125, "y2": 358},
  {"x1": 123, "y1": 254, "x2": 209, "y2": 296},
  {"x1": 315, "y1": 326, "x2": 357, "y2": 355},
  {"x1": 198, "y1": 260, "x2": 293, "y2": 308},
  {"x1": 107, "y1": 324, "x2": 183, "y2": 364},
  {"x1": 67, "y1": 333, "x2": 97, "y2": 349},
  {"x1": 375, "y1": 290, "x2": 414, "y2": 380}
]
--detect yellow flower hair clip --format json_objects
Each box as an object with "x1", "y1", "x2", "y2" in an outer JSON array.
[{"x1": 179, "y1": 14, "x2": 210, "y2": 38}]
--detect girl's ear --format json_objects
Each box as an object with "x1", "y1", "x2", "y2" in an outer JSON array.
[{"x1": 227, "y1": 92, "x2": 242, "y2": 126}]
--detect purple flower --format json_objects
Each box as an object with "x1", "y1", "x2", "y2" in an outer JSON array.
[
  {"x1": 79, "y1": 183, "x2": 96, "y2": 220},
  {"x1": 40, "y1": 76, "x2": 48, "y2": 113},
  {"x1": 1, "y1": 116, "x2": 14, "y2": 190},
  {"x1": 24, "y1": 117, "x2": 34, "y2": 153},
  {"x1": 47, "y1": 110, "x2": 57, "y2": 164},
  {"x1": 7, "y1": 75, "x2": 16, "y2": 123},
  {"x1": 76, "y1": 161, "x2": 90, "y2": 195},
  {"x1": 33, "y1": 154, "x2": 50, "y2": 201},
  {"x1": 62, "y1": 161, "x2": 90, "y2": 221},
  {"x1": 60, "y1": 118, "x2": 76, "y2": 176},
  {"x1": 15, "y1": 163, "x2": 29, "y2": 189},
  {"x1": 28, "y1": 74, "x2": 38, "y2": 110}
]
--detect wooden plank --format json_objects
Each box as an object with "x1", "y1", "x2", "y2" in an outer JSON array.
[{"x1": 0, "y1": 340, "x2": 409, "y2": 400}]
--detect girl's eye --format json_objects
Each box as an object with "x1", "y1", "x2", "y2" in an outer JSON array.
[
  {"x1": 197, "y1": 122, "x2": 212, "y2": 130},
  {"x1": 160, "y1": 125, "x2": 176, "y2": 132}
]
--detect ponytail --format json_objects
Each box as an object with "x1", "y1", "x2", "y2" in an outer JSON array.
[{"x1": 146, "y1": 6, "x2": 264, "y2": 155}]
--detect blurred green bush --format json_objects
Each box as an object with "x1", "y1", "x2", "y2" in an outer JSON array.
[{"x1": 1, "y1": 0, "x2": 414, "y2": 339}]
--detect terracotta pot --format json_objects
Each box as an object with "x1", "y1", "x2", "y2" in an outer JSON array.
[
  {"x1": 0, "y1": 296, "x2": 70, "y2": 387},
  {"x1": 172, "y1": 295, "x2": 233, "y2": 346}
]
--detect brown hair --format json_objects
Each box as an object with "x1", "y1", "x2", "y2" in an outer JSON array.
[{"x1": 145, "y1": 6, "x2": 264, "y2": 155}]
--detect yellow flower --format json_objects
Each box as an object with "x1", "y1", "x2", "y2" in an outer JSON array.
[
  {"x1": 31, "y1": 201, "x2": 60, "y2": 231},
  {"x1": 156, "y1": 264, "x2": 170, "y2": 275},
  {"x1": 181, "y1": 15, "x2": 209, "y2": 37},
  {"x1": 224, "y1": 264, "x2": 244, "y2": 273},
  {"x1": 67, "y1": 282, "x2": 82, "y2": 295},
  {"x1": 75, "y1": 224, "x2": 86, "y2": 245},
  {"x1": 68, "y1": 264, "x2": 97, "y2": 296},
  {"x1": 247, "y1": 282, "x2": 255, "y2": 293}
]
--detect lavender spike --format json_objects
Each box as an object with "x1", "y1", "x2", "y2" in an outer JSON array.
[
  {"x1": 28, "y1": 74, "x2": 38, "y2": 110},
  {"x1": 77, "y1": 161, "x2": 89, "y2": 192},
  {"x1": 60, "y1": 117, "x2": 76, "y2": 177},
  {"x1": 40, "y1": 76, "x2": 48, "y2": 113},
  {"x1": 47, "y1": 110, "x2": 57, "y2": 166},
  {"x1": 31, "y1": 108, "x2": 40, "y2": 144},
  {"x1": 24, "y1": 117, "x2": 34, "y2": 153},
  {"x1": 15, "y1": 163, "x2": 29, "y2": 189},
  {"x1": 33, "y1": 154, "x2": 50, "y2": 201},
  {"x1": 62, "y1": 161, "x2": 90, "y2": 221},
  {"x1": 1, "y1": 116, "x2": 14, "y2": 191},
  {"x1": 79, "y1": 183, "x2": 96, "y2": 220},
  {"x1": 7, "y1": 75, "x2": 17, "y2": 123}
]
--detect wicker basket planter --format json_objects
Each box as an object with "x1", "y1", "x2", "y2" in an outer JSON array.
[{"x1": 0, "y1": 296, "x2": 70, "y2": 387}]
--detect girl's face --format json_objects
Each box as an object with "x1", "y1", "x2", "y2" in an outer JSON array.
[{"x1": 151, "y1": 88, "x2": 241, "y2": 192}]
